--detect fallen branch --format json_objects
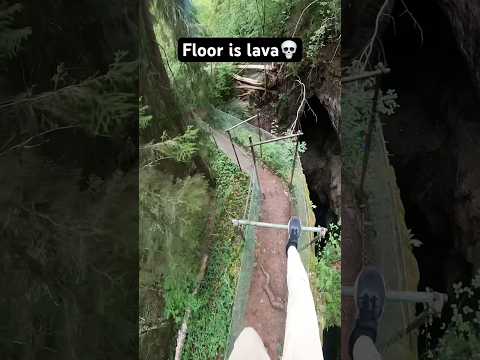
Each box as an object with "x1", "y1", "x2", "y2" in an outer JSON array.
[
  {"x1": 174, "y1": 255, "x2": 209, "y2": 360},
  {"x1": 259, "y1": 263, "x2": 285, "y2": 311},
  {"x1": 0, "y1": 125, "x2": 79, "y2": 158},
  {"x1": 233, "y1": 74, "x2": 263, "y2": 87},
  {"x1": 234, "y1": 64, "x2": 274, "y2": 71},
  {"x1": 236, "y1": 84, "x2": 266, "y2": 91}
]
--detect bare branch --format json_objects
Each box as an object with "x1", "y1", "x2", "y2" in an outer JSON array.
[
  {"x1": 0, "y1": 125, "x2": 79, "y2": 158},
  {"x1": 399, "y1": 0, "x2": 424, "y2": 47},
  {"x1": 291, "y1": 0, "x2": 320, "y2": 37},
  {"x1": 289, "y1": 79, "x2": 306, "y2": 133},
  {"x1": 359, "y1": 0, "x2": 391, "y2": 69}
]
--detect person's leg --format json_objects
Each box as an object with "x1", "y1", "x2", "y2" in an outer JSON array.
[
  {"x1": 282, "y1": 216, "x2": 324, "y2": 360},
  {"x1": 348, "y1": 266, "x2": 385, "y2": 360},
  {"x1": 353, "y1": 336, "x2": 382, "y2": 360},
  {"x1": 228, "y1": 327, "x2": 271, "y2": 360}
]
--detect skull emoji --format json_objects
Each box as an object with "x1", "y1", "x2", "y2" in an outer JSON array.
[{"x1": 281, "y1": 40, "x2": 297, "y2": 60}]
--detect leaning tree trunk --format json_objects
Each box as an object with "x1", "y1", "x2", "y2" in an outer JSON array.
[
  {"x1": 140, "y1": 0, "x2": 184, "y2": 139},
  {"x1": 139, "y1": 0, "x2": 212, "y2": 180}
]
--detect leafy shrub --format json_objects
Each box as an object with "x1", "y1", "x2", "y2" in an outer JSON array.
[
  {"x1": 0, "y1": 2, "x2": 31, "y2": 63},
  {"x1": 194, "y1": 0, "x2": 293, "y2": 37},
  {"x1": 139, "y1": 171, "x2": 210, "y2": 336},
  {"x1": 211, "y1": 64, "x2": 236, "y2": 106},
  {"x1": 342, "y1": 61, "x2": 399, "y2": 178},
  {"x1": 306, "y1": 0, "x2": 341, "y2": 58},
  {"x1": 182, "y1": 149, "x2": 249, "y2": 360},
  {"x1": 314, "y1": 222, "x2": 341, "y2": 328},
  {"x1": 423, "y1": 270, "x2": 480, "y2": 359},
  {"x1": 232, "y1": 128, "x2": 306, "y2": 182}
]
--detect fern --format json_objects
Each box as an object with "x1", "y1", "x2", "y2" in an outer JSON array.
[
  {"x1": 2, "y1": 51, "x2": 138, "y2": 136},
  {"x1": 141, "y1": 126, "x2": 200, "y2": 166},
  {"x1": 0, "y1": 1, "x2": 31, "y2": 62}
]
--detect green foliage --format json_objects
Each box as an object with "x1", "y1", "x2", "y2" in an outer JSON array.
[
  {"x1": 140, "y1": 97, "x2": 153, "y2": 130},
  {"x1": 342, "y1": 62, "x2": 399, "y2": 178},
  {"x1": 141, "y1": 126, "x2": 200, "y2": 166},
  {"x1": 305, "y1": 0, "x2": 340, "y2": 59},
  {"x1": 194, "y1": 0, "x2": 294, "y2": 37},
  {"x1": 211, "y1": 64, "x2": 236, "y2": 106},
  {"x1": 153, "y1": 2, "x2": 211, "y2": 115},
  {"x1": 139, "y1": 170, "x2": 210, "y2": 352},
  {"x1": 13, "y1": 51, "x2": 138, "y2": 136},
  {"x1": 262, "y1": 140, "x2": 307, "y2": 181},
  {"x1": 182, "y1": 149, "x2": 249, "y2": 360},
  {"x1": 0, "y1": 1, "x2": 31, "y2": 63},
  {"x1": 423, "y1": 271, "x2": 480, "y2": 359},
  {"x1": 231, "y1": 128, "x2": 306, "y2": 181},
  {"x1": 314, "y1": 222, "x2": 341, "y2": 328}
]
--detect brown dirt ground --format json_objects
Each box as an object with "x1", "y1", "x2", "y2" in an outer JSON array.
[{"x1": 244, "y1": 165, "x2": 292, "y2": 360}]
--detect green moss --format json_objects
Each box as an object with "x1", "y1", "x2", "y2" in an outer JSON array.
[{"x1": 182, "y1": 150, "x2": 249, "y2": 360}]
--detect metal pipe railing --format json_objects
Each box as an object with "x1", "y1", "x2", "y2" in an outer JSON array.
[
  {"x1": 342, "y1": 286, "x2": 448, "y2": 306},
  {"x1": 232, "y1": 219, "x2": 327, "y2": 236},
  {"x1": 250, "y1": 132, "x2": 303, "y2": 147},
  {"x1": 224, "y1": 114, "x2": 258, "y2": 132}
]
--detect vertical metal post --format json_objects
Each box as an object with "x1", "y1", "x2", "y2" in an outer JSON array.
[
  {"x1": 256, "y1": 114, "x2": 263, "y2": 158},
  {"x1": 264, "y1": 64, "x2": 267, "y2": 96},
  {"x1": 227, "y1": 130, "x2": 242, "y2": 171},
  {"x1": 210, "y1": 127, "x2": 218, "y2": 148},
  {"x1": 289, "y1": 136, "x2": 300, "y2": 187},
  {"x1": 249, "y1": 136, "x2": 261, "y2": 193}
]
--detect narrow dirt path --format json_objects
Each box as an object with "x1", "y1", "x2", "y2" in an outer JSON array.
[
  {"x1": 244, "y1": 165, "x2": 291, "y2": 359},
  {"x1": 209, "y1": 127, "x2": 292, "y2": 359}
]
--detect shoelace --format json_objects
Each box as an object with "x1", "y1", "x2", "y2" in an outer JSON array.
[{"x1": 360, "y1": 293, "x2": 379, "y2": 320}]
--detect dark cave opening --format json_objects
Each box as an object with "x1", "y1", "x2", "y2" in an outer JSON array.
[
  {"x1": 299, "y1": 95, "x2": 340, "y2": 359},
  {"x1": 299, "y1": 95, "x2": 339, "y2": 250},
  {"x1": 382, "y1": 0, "x2": 478, "y2": 353}
]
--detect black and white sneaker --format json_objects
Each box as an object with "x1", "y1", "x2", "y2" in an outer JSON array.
[
  {"x1": 286, "y1": 216, "x2": 302, "y2": 255},
  {"x1": 348, "y1": 266, "x2": 386, "y2": 358}
]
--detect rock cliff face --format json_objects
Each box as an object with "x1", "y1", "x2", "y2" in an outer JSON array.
[
  {"x1": 439, "y1": 0, "x2": 480, "y2": 99},
  {"x1": 343, "y1": 0, "x2": 480, "y2": 290},
  {"x1": 381, "y1": 0, "x2": 480, "y2": 286},
  {"x1": 343, "y1": 0, "x2": 480, "y2": 357}
]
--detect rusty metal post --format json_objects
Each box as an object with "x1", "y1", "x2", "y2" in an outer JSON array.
[
  {"x1": 227, "y1": 129, "x2": 242, "y2": 171},
  {"x1": 249, "y1": 136, "x2": 261, "y2": 193},
  {"x1": 289, "y1": 136, "x2": 300, "y2": 187},
  {"x1": 256, "y1": 114, "x2": 263, "y2": 158},
  {"x1": 210, "y1": 127, "x2": 218, "y2": 148}
]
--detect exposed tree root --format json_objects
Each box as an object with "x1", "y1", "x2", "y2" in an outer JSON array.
[{"x1": 259, "y1": 262, "x2": 285, "y2": 311}]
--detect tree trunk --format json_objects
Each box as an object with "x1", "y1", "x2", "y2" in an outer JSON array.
[{"x1": 139, "y1": 0, "x2": 184, "y2": 139}]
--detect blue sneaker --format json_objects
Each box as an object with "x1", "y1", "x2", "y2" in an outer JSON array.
[
  {"x1": 348, "y1": 266, "x2": 386, "y2": 358},
  {"x1": 286, "y1": 216, "x2": 302, "y2": 254}
]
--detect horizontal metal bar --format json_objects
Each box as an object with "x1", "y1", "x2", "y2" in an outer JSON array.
[
  {"x1": 250, "y1": 132, "x2": 303, "y2": 147},
  {"x1": 232, "y1": 219, "x2": 327, "y2": 235},
  {"x1": 342, "y1": 67, "x2": 391, "y2": 83},
  {"x1": 342, "y1": 286, "x2": 448, "y2": 305},
  {"x1": 224, "y1": 114, "x2": 258, "y2": 132}
]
